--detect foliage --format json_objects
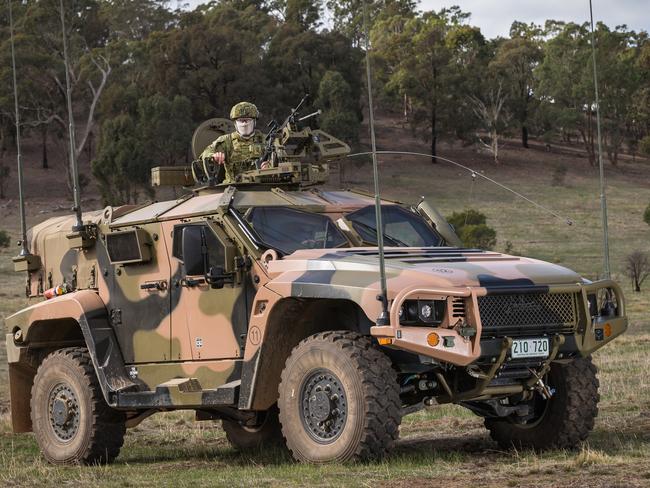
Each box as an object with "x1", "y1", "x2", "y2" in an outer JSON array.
[
  {"x1": 92, "y1": 94, "x2": 193, "y2": 205},
  {"x1": 447, "y1": 209, "x2": 487, "y2": 228},
  {"x1": 0, "y1": 229, "x2": 10, "y2": 248},
  {"x1": 372, "y1": 6, "x2": 487, "y2": 158},
  {"x1": 446, "y1": 209, "x2": 497, "y2": 250},
  {"x1": 316, "y1": 70, "x2": 359, "y2": 145},
  {"x1": 644, "y1": 203, "x2": 650, "y2": 226},
  {"x1": 1, "y1": 0, "x2": 650, "y2": 199},
  {"x1": 624, "y1": 250, "x2": 650, "y2": 292},
  {"x1": 640, "y1": 135, "x2": 650, "y2": 157},
  {"x1": 91, "y1": 114, "x2": 148, "y2": 205}
]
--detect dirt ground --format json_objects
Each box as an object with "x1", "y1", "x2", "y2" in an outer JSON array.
[{"x1": 1, "y1": 116, "x2": 649, "y2": 487}]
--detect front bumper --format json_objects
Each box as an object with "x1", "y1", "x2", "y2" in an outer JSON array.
[{"x1": 370, "y1": 279, "x2": 628, "y2": 366}]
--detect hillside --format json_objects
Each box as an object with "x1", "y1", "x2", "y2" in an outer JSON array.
[{"x1": 1, "y1": 116, "x2": 649, "y2": 487}]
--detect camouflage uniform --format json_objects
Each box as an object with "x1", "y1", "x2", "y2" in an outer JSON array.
[
  {"x1": 201, "y1": 131, "x2": 265, "y2": 184},
  {"x1": 200, "y1": 101, "x2": 265, "y2": 184}
]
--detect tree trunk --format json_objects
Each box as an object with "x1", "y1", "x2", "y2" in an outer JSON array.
[
  {"x1": 492, "y1": 128, "x2": 499, "y2": 164},
  {"x1": 41, "y1": 126, "x2": 49, "y2": 169},
  {"x1": 86, "y1": 131, "x2": 93, "y2": 163},
  {"x1": 430, "y1": 107, "x2": 437, "y2": 163},
  {"x1": 521, "y1": 125, "x2": 529, "y2": 149}
]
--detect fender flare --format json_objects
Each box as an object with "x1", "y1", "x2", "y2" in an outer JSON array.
[{"x1": 6, "y1": 291, "x2": 136, "y2": 418}]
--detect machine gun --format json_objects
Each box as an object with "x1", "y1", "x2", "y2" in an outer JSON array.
[{"x1": 254, "y1": 94, "x2": 321, "y2": 170}]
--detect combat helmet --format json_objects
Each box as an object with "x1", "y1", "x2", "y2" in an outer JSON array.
[{"x1": 230, "y1": 101, "x2": 259, "y2": 120}]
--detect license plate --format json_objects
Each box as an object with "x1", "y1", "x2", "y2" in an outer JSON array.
[{"x1": 511, "y1": 338, "x2": 550, "y2": 359}]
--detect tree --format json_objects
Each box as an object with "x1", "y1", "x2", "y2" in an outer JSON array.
[
  {"x1": 446, "y1": 209, "x2": 497, "y2": 250},
  {"x1": 469, "y1": 81, "x2": 508, "y2": 164},
  {"x1": 92, "y1": 114, "x2": 149, "y2": 205},
  {"x1": 643, "y1": 202, "x2": 650, "y2": 225},
  {"x1": 624, "y1": 251, "x2": 650, "y2": 292},
  {"x1": 372, "y1": 7, "x2": 484, "y2": 160},
  {"x1": 537, "y1": 22, "x2": 598, "y2": 165},
  {"x1": 490, "y1": 22, "x2": 543, "y2": 148},
  {"x1": 137, "y1": 94, "x2": 193, "y2": 166},
  {"x1": 92, "y1": 94, "x2": 193, "y2": 205},
  {"x1": 537, "y1": 22, "x2": 644, "y2": 166},
  {"x1": 145, "y1": 3, "x2": 275, "y2": 120},
  {"x1": 14, "y1": 0, "x2": 113, "y2": 186},
  {"x1": 316, "y1": 70, "x2": 359, "y2": 145},
  {"x1": 326, "y1": 0, "x2": 416, "y2": 47}
]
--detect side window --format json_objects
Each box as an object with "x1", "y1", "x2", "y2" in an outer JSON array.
[
  {"x1": 204, "y1": 227, "x2": 226, "y2": 269},
  {"x1": 173, "y1": 224, "x2": 226, "y2": 274},
  {"x1": 172, "y1": 224, "x2": 190, "y2": 261}
]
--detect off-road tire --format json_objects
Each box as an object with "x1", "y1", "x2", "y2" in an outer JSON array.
[
  {"x1": 278, "y1": 331, "x2": 401, "y2": 463},
  {"x1": 485, "y1": 357, "x2": 599, "y2": 451},
  {"x1": 222, "y1": 404, "x2": 285, "y2": 450},
  {"x1": 30, "y1": 347, "x2": 126, "y2": 465}
]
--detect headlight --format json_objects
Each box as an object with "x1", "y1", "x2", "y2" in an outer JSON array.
[
  {"x1": 588, "y1": 289, "x2": 618, "y2": 318},
  {"x1": 399, "y1": 299, "x2": 445, "y2": 326}
]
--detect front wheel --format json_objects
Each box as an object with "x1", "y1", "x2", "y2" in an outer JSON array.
[
  {"x1": 30, "y1": 347, "x2": 126, "y2": 465},
  {"x1": 278, "y1": 331, "x2": 401, "y2": 463},
  {"x1": 485, "y1": 357, "x2": 599, "y2": 450}
]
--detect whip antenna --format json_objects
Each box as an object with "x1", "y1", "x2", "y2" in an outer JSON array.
[
  {"x1": 348, "y1": 150, "x2": 575, "y2": 226},
  {"x1": 363, "y1": 1, "x2": 389, "y2": 326},
  {"x1": 589, "y1": 0, "x2": 611, "y2": 279},
  {"x1": 8, "y1": 0, "x2": 29, "y2": 257},
  {"x1": 60, "y1": 0, "x2": 84, "y2": 231}
]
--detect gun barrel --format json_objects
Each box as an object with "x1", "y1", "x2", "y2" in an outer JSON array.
[{"x1": 298, "y1": 110, "x2": 321, "y2": 122}]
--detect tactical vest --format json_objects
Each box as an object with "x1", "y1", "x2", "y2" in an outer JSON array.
[{"x1": 225, "y1": 132, "x2": 264, "y2": 182}]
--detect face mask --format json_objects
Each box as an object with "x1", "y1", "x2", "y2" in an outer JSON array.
[{"x1": 235, "y1": 118, "x2": 255, "y2": 138}]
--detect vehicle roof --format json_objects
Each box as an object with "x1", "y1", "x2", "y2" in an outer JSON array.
[{"x1": 109, "y1": 188, "x2": 385, "y2": 228}]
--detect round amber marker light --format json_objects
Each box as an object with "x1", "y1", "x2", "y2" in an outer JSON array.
[
  {"x1": 427, "y1": 333, "x2": 440, "y2": 347},
  {"x1": 604, "y1": 323, "x2": 612, "y2": 337}
]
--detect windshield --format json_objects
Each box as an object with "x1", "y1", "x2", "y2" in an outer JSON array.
[
  {"x1": 246, "y1": 207, "x2": 348, "y2": 254},
  {"x1": 346, "y1": 205, "x2": 443, "y2": 247}
]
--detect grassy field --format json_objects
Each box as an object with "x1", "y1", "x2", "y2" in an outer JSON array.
[{"x1": 1, "y1": 125, "x2": 649, "y2": 487}]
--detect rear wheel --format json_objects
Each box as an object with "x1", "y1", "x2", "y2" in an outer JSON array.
[
  {"x1": 278, "y1": 331, "x2": 401, "y2": 463},
  {"x1": 485, "y1": 357, "x2": 599, "y2": 450},
  {"x1": 31, "y1": 347, "x2": 126, "y2": 465},
  {"x1": 222, "y1": 405, "x2": 284, "y2": 450}
]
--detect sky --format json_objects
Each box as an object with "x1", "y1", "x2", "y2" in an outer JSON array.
[{"x1": 180, "y1": 0, "x2": 650, "y2": 39}]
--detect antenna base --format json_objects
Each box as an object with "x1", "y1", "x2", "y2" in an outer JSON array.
[
  {"x1": 375, "y1": 294, "x2": 390, "y2": 326},
  {"x1": 66, "y1": 224, "x2": 97, "y2": 250},
  {"x1": 13, "y1": 253, "x2": 41, "y2": 272}
]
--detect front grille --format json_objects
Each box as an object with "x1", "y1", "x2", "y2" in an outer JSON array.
[
  {"x1": 451, "y1": 297, "x2": 466, "y2": 318},
  {"x1": 478, "y1": 292, "x2": 578, "y2": 336}
]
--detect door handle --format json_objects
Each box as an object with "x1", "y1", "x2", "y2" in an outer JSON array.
[
  {"x1": 180, "y1": 277, "x2": 206, "y2": 288},
  {"x1": 140, "y1": 280, "x2": 167, "y2": 291}
]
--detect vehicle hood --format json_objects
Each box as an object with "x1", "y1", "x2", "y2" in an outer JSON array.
[{"x1": 265, "y1": 247, "x2": 582, "y2": 297}]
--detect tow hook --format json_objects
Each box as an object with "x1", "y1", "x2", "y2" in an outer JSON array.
[{"x1": 528, "y1": 368, "x2": 555, "y2": 400}]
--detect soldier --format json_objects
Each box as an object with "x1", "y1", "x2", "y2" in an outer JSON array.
[{"x1": 200, "y1": 101, "x2": 271, "y2": 184}]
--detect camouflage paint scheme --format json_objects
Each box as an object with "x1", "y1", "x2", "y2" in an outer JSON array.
[
  {"x1": 5, "y1": 184, "x2": 627, "y2": 433},
  {"x1": 199, "y1": 130, "x2": 266, "y2": 184}
]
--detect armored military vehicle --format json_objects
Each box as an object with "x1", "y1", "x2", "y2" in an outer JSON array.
[{"x1": 5, "y1": 109, "x2": 627, "y2": 465}]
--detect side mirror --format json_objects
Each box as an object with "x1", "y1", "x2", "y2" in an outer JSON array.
[
  {"x1": 205, "y1": 265, "x2": 233, "y2": 289},
  {"x1": 416, "y1": 200, "x2": 463, "y2": 247},
  {"x1": 182, "y1": 226, "x2": 205, "y2": 275}
]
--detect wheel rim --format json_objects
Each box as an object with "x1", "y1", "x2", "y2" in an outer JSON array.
[
  {"x1": 300, "y1": 369, "x2": 348, "y2": 444},
  {"x1": 48, "y1": 383, "x2": 80, "y2": 442}
]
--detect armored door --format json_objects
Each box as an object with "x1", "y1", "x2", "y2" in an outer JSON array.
[
  {"x1": 103, "y1": 222, "x2": 172, "y2": 364},
  {"x1": 166, "y1": 220, "x2": 251, "y2": 361}
]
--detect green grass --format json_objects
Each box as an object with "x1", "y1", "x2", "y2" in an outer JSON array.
[{"x1": 1, "y1": 138, "x2": 650, "y2": 486}]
